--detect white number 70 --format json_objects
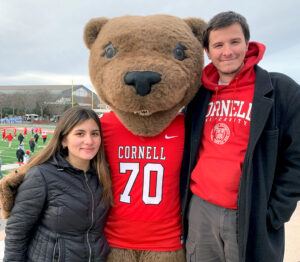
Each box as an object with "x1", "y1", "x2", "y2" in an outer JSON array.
[{"x1": 119, "y1": 162, "x2": 164, "y2": 205}]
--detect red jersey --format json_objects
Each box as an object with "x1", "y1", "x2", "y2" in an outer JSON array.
[
  {"x1": 41, "y1": 131, "x2": 47, "y2": 139},
  {"x1": 101, "y1": 112, "x2": 184, "y2": 251},
  {"x1": 6, "y1": 133, "x2": 13, "y2": 142}
]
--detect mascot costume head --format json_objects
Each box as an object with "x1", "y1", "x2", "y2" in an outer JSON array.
[{"x1": 84, "y1": 14, "x2": 206, "y2": 136}]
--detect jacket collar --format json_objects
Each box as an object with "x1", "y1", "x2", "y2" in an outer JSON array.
[
  {"x1": 254, "y1": 65, "x2": 274, "y2": 97},
  {"x1": 50, "y1": 153, "x2": 95, "y2": 175},
  {"x1": 247, "y1": 65, "x2": 274, "y2": 154}
]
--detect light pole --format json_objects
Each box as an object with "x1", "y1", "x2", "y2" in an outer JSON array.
[{"x1": 71, "y1": 80, "x2": 74, "y2": 107}]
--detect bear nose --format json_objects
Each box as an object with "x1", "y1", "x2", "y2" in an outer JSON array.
[{"x1": 124, "y1": 71, "x2": 161, "y2": 96}]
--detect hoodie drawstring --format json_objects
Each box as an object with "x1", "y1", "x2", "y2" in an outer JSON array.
[
  {"x1": 212, "y1": 86, "x2": 219, "y2": 129},
  {"x1": 230, "y1": 77, "x2": 238, "y2": 136}
]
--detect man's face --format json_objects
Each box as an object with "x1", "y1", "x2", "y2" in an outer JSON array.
[{"x1": 206, "y1": 23, "x2": 249, "y2": 83}]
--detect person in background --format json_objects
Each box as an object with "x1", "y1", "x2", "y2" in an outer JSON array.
[
  {"x1": 16, "y1": 145, "x2": 25, "y2": 165},
  {"x1": 4, "y1": 106, "x2": 112, "y2": 261},
  {"x1": 23, "y1": 150, "x2": 31, "y2": 164},
  {"x1": 17, "y1": 133, "x2": 24, "y2": 144},
  {"x1": 182, "y1": 11, "x2": 300, "y2": 262},
  {"x1": 19, "y1": 142, "x2": 25, "y2": 151},
  {"x1": 41, "y1": 131, "x2": 48, "y2": 144},
  {"x1": 29, "y1": 137, "x2": 35, "y2": 153},
  {"x1": 1, "y1": 128, "x2": 6, "y2": 141},
  {"x1": 5, "y1": 133, "x2": 13, "y2": 148},
  {"x1": 34, "y1": 132, "x2": 39, "y2": 144}
]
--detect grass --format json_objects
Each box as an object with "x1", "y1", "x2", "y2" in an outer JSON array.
[
  {"x1": 0, "y1": 128, "x2": 54, "y2": 177},
  {"x1": 0, "y1": 134, "x2": 53, "y2": 165}
]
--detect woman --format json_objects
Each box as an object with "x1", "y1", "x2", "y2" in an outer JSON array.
[{"x1": 4, "y1": 106, "x2": 112, "y2": 262}]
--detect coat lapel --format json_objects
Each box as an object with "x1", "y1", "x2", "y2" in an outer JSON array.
[
  {"x1": 190, "y1": 88, "x2": 211, "y2": 166},
  {"x1": 248, "y1": 66, "x2": 274, "y2": 154}
]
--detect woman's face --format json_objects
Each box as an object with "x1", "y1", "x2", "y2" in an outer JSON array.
[{"x1": 62, "y1": 118, "x2": 101, "y2": 171}]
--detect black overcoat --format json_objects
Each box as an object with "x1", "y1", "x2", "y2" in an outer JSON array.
[{"x1": 181, "y1": 66, "x2": 300, "y2": 262}]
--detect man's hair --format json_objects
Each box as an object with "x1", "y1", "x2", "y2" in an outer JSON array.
[{"x1": 203, "y1": 11, "x2": 250, "y2": 49}]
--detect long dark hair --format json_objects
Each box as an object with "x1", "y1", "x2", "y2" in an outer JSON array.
[{"x1": 14, "y1": 106, "x2": 112, "y2": 204}]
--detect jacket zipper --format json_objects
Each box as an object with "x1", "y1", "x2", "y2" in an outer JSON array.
[
  {"x1": 52, "y1": 237, "x2": 61, "y2": 262},
  {"x1": 58, "y1": 239, "x2": 61, "y2": 262},
  {"x1": 84, "y1": 172, "x2": 94, "y2": 262}
]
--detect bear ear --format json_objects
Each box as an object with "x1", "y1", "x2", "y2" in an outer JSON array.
[
  {"x1": 83, "y1": 17, "x2": 109, "y2": 49},
  {"x1": 184, "y1": 18, "x2": 207, "y2": 44}
]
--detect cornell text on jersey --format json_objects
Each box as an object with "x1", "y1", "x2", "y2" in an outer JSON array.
[{"x1": 118, "y1": 146, "x2": 166, "y2": 160}]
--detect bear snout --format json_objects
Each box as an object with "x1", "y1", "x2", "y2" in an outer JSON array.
[{"x1": 124, "y1": 71, "x2": 161, "y2": 96}]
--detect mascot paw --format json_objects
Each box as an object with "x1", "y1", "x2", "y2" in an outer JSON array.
[{"x1": 0, "y1": 170, "x2": 25, "y2": 218}]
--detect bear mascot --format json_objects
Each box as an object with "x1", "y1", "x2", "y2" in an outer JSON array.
[{"x1": 0, "y1": 14, "x2": 206, "y2": 262}]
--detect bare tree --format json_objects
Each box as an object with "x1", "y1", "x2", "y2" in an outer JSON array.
[
  {"x1": 0, "y1": 93, "x2": 9, "y2": 118},
  {"x1": 12, "y1": 93, "x2": 26, "y2": 115},
  {"x1": 19, "y1": 92, "x2": 36, "y2": 114},
  {"x1": 34, "y1": 90, "x2": 54, "y2": 117},
  {"x1": 5, "y1": 94, "x2": 19, "y2": 116}
]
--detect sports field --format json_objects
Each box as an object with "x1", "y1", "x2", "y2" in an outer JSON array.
[{"x1": 0, "y1": 126, "x2": 54, "y2": 175}]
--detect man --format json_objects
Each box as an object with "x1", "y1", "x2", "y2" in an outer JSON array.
[
  {"x1": 16, "y1": 144, "x2": 25, "y2": 165},
  {"x1": 34, "y1": 132, "x2": 39, "y2": 143},
  {"x1": 17, "y1": 132, "x2": 24, "y2": 144},
  {"x1": 6, "y1": 133, "x2": 13, "y2": 148},
  {"x1": 181, "y1": 11, "x2": 300, "y2": 262},
  {"x1": 1, "y1": 128, "x2": 6, "y2": 141},
  {"x1": 41, "y1": 131, "x2": 48, "y2": 144}
]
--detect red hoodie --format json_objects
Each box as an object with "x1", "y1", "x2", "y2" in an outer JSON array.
[{"x1": 190, "y1": 42, "x2": 265, "y2": 209}]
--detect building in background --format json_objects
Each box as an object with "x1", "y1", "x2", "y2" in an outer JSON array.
[{"x1": 0, "y1": 85, "x2": 109, "y2": 120}]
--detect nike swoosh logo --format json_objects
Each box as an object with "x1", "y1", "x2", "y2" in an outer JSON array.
[{"x1": 165, "y1": 135, "x2": 178, "y2": 139}]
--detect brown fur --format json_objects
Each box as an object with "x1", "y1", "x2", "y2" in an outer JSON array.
[
  {"x1": 84, "y1": 14, "x2": 206, "y2": 136},
  {"x1": 0, "y1": 169, "x2": 26, "y2": 218},
  {"x1": 107, "y1": 248, "x2": 185, "y2": 262}
]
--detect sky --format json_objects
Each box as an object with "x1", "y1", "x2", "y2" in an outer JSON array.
[{"x1": 0, "y1": 0, "x2": 299, "y2": 91}]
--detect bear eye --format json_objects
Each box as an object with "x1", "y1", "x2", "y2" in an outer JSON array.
[
  {"x1": 173, "y1": 43, "x2": 187, "y2": 61},
  {"x1": 104, "y1": 43, "x2": 117, "y2": 59}
]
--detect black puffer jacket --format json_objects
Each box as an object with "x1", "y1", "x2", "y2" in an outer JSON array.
[{"x1": 4, "y1": 153, "x2": 110, "y2": 262}]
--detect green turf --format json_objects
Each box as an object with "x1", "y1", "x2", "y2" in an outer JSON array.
[{"x1": 0, "y1": 133, "x2": 53, "y2": 165}]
